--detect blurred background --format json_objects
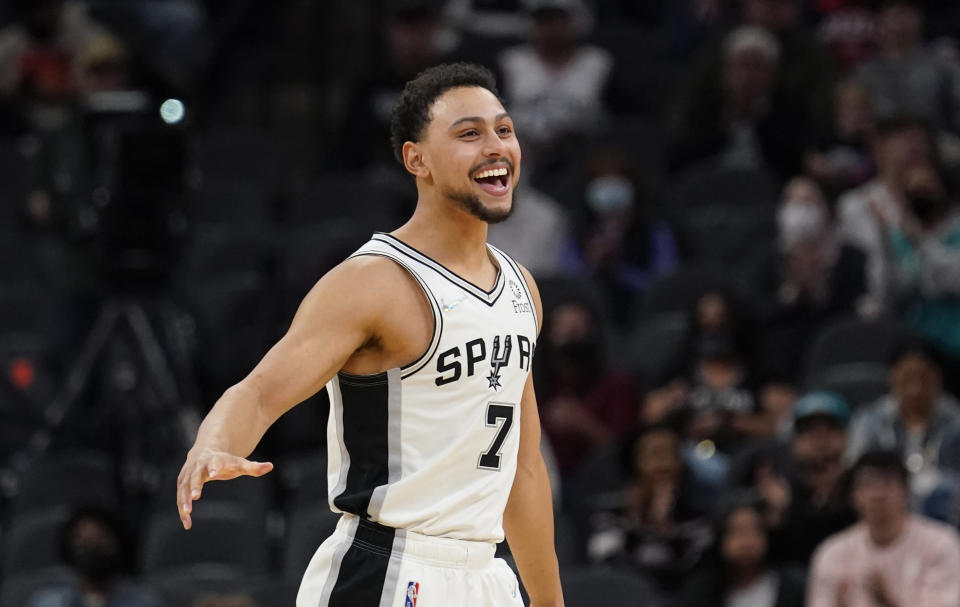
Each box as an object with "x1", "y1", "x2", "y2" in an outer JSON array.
[{"x1": 2, "y1": 0, "x2": 960, "y2": 605}]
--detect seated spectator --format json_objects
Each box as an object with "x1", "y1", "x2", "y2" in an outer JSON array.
[
  {"x1": 667, "y1": 24, "x2": 810, "y2": 179},
  {"x1": 498, "y1": 0, "x2": 612, "y2": 179},
  {"x1": 586, "y1": 421, "x2": 713, "y2": 594},
  {"x1": 752, "y1": 176, "x2": 867, "y2": 379},
  {"x1": 26, "y1": 506, "x2": 162, "y2": 607},
  {"x1": 815, "y1": 2, "x2": 878, "y2": 74},
  {"x1": 807, "y1": 450, "x2": 960, "y2": 607},
  {"x1": 680, "y1": 491, "x2": 806, "y2": 607},
  {"x1": 487, "y1": 179, "x2": 569, "y2": 277},
  {"x1": 847, "y1": 340, "x2": 960, "y2": 508},
  {"x1": 836, "y1": 115, "x2": 935, "y2": 306},
  {"x1": 774, "y1": 392, "x2": 858, "y2": 566},
  {"x1": 870, "y1": 163, "x2": 960, "y2": 361},
  {"x1": 330, "y1": 0, "x2": 450, "y2": 171},
  {"x1": 804, "y1": 79, "x2": 877, "y2": 199},
  {"x1": 657, "y1": 289, "x2": 781, "y2": 456},
  {"x1": 560, "y1": 148, "x2": 678, "y2": 324},
  {"x1": 535, "y1": 296, "x2": 639, "y2": 475},
  {"x1": 855, "y1": 0, "x2": 960, "y2": 135}
]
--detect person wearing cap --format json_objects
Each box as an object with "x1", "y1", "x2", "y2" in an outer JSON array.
[
  {"x1": 766, "y1": 391, "x2": 857, "y2": 566},
  {"x1": 846, "y1": 339, "x2": 960, "y2": 511},
  {"x1": 807, "y1": 450, "x2": 960, "y2": 607}
]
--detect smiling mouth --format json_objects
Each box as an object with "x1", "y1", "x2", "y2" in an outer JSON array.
[{"x1": 472, "y1": 166, "x2": 510, "y2": 195}]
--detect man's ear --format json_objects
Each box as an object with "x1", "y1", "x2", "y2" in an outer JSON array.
[{"x1": 402, "y1": 141, "x2": 430, "y2": 178}]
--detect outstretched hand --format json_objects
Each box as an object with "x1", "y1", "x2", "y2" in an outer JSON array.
[{"x1": 176, "y1": 448, "x2": 273, "y2": 529}]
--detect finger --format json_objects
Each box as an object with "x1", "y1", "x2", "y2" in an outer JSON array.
[
  {"x1": 212, "y1": 457, "x2": 274, "y2": 480},
  {"x1": 177, "y1": 467, "x2": 195, "y2": 530}
]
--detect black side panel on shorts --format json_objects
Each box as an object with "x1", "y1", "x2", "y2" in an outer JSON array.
[
  {"x1": 334, "y1": 372, "x2": 390, "y2": 517},
  {"x1": 328, "y1": 519, "x2": 395, "y2": 607}
]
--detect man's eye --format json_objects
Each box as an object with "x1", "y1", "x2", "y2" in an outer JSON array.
[
  {"x1": 498, "y1": 126, "x2": 513, "y2": 135},
  {"x1": 460, "y1": 130, "x2": 479, "y2": 138}
]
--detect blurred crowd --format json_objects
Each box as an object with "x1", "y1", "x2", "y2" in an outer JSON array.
[{"x1": 2, "y1": 0, "x2": 960, "y2": 606}]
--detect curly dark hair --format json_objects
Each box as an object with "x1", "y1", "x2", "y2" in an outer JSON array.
[{"x1": 389, "y1": 62, "x2": 500, "y2": 165}]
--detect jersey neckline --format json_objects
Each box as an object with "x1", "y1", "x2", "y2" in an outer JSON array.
[{"x1": 372, "y1": 232, "x2": 505, "y2": 305}]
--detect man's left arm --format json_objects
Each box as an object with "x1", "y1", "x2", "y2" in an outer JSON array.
[{"x1": 504, "y1": 265, "x2": 563, "y2": 607}]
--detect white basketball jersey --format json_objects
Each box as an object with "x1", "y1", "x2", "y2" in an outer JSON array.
[{"x1": 324, "y1": 233, "x2": 539, "y2": 543}]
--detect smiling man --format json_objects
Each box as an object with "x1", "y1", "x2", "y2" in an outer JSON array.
[{"x1": 175, "y1": 63, "x2": 564, "y2": 607}]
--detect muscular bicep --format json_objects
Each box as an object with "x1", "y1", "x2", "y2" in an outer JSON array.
[{"x1": 236, "y1": 258, "x2": 385, "y2": 424}]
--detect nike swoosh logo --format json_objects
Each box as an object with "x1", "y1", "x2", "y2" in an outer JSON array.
[{"x1": 441, "y1": 295, "x2": 466, "y2": 312}]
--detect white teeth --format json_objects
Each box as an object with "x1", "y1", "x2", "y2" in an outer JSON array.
[{"x1": 475, "y1": 167, "x2": 509, "y2": 179}]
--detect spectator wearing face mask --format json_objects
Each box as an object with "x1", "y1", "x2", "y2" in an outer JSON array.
[
  {"x1": 869, "y1": 162, "x2": 960, "y2": 363},
  {"x1": 535, "y1": 296, "x2": 640, "y2": 475},
  {"x1": 561, "y1": 149, "x2": 679, "y2": 324},
  {"x1": 26, "y1": 506, "x2": 162, "y2": 607},
  {"x1": 836, "y1": 116, "x2": 935, "y2": 273},
  {"x1": 807, "y1": 450, "x2": 960, "y2": 607},
  {"x1": 752, "y1": 176, "x2": 867, "y2": 379}
]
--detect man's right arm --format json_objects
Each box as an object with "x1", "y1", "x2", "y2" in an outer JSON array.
[{"x1": 176, "y1": 257, "x2": 390, "y2": 529}]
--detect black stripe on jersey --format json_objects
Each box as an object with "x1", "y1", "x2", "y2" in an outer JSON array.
[
  {"x1": 490, "y1": 244, "x2": 539, "y2": 333},
  {"x1": 332, "y1": 372, "x2": 390, "y2": 517},
  {"x1": 347, "y1": 251, "x2": 443, "y2": 379},
  {"x1": 372, "y1": 233, "x2": 505, "y2": 307},
  {"x1": 327, "y1": 519, "x2": 396, "y2": 607}
]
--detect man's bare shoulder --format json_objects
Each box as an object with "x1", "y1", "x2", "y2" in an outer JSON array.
[{"x1": 295, "y1": 254, "x2": 422, "y2": 322}]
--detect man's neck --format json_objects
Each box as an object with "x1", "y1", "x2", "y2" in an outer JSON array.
[
  {"x1": 868, "y1": 514, "x2": 908, "y2": 547},
  {"x1": 393, "y1": 196, "x2": 493, "y2": 276}
]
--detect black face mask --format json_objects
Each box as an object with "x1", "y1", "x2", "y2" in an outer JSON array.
[
  {"x1": 72, "y1": 545, "x2": 122, "y2": 582},
  {"x1": 906, "y1": 191, "x2": 946, "y2": 226},
  {"x1": 696, "y1": 330, "x2": 737, "y2": 360},
  {"x1": 556, "y1": 338, "x2": 601, "y2": 368}
]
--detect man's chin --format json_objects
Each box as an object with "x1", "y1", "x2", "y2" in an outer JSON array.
[{"x1": 446, "y1": 188, "x2": 515, "y2": 224}]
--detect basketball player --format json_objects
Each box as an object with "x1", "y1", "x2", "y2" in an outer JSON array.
[{"x1": 176, "y1": 63, "x2": 564, "y2": 607}]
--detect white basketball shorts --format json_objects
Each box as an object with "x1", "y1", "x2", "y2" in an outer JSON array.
[{"x1": 296, "y1": 514, "x2": 524, "y2": 607}]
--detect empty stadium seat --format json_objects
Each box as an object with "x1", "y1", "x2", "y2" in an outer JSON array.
[
  {"x1": 10, "y1": 450, "x2": 119, "y2": 516},
  {"x1": 561, "y1": 566, "x2": 664, "y2": 607},
  {"x1": 802, "y1": 316, "x2": 906, "y2": 407},
  {"x1": 141, "y1": 503, "x2": 268, "y2": 575},
  {"x1": 2, "y1": 507, "x2": 71, "y2": 576}
]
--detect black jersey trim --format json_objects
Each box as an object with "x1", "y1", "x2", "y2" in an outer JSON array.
[
  {"x1": 371, "y1": 233, "x2": 505, "y2": 306},
  {"x1": 489, "y1": 244, "x2": 539, "y2": 334},
  {"x1": 346, "y1": 251, "x2": 443, "y2": 379}
]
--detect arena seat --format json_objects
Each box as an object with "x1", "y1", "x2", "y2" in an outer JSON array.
[
  {"x1": 561, "y1": 566, "x2": 664, "y2": 607},
  {"x1": 141, "y1": 503, "x2": 267, "y2": 575},
  {"x1": 2, "y1": 507, "x2": 71, "y2": 576},
  {"x1": 803, "y1": 316, "x2": 906, "y2": 407},
  {"x1": 10, "y1": 450, "x2": 118, "y2": 516}
]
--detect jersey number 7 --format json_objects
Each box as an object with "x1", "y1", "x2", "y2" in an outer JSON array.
[{"x1": 478, "y1": 402, "x2": 515, "y2": 470}]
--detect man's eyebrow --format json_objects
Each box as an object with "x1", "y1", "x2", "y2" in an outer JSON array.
[{"x1": 448, "y1": 113, "x2": 512, "y2": 130}]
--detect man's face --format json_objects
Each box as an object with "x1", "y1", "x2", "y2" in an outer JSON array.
[
  {"x1": 879, "y1": 4, "x2": 922, "y2": 51},
  {"x1": 852, "y1": 468, "x2": 909, "y2": 527},
  {"x1": 416, "y1": 86, "x2": 521, "y2": 223},
  {"x1": 723, "y1": 48, "x2": 777, "y2": 114},
  {"x1": 890, "y1": 353, "x2": 941, "y2": 414},
  {"x1": 876, "y1": 127, "x2": 932, "y2": 180},
  {"x1": 793, "y1": 416, "x2": 846, "y2": 475}
]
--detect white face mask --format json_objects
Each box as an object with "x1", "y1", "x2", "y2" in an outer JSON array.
[
  {"x1": 777, "y1": 201, "x2": 827, "y2": 246},
  {"x1": 585, "y1": 175, "x2": 634, "y2": 214}
]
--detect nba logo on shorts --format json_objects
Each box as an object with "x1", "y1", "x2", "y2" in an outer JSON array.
[{"x1": 405, "y1": 581, "x2": 419, "y2": 607}]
